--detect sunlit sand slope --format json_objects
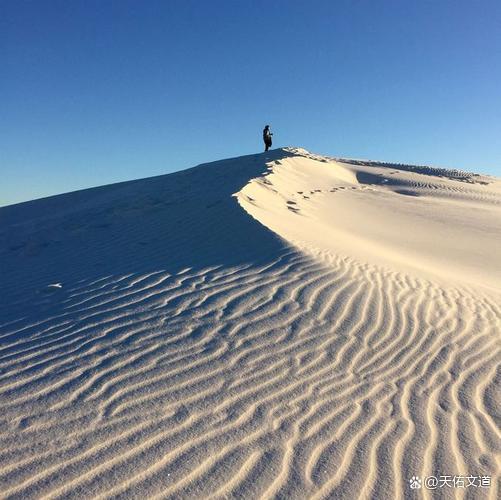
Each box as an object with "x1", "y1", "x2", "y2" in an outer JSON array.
[
  {"x1": 0, "y1": 148, "x2": 499, "y2": 499},
  {"x1": 238, "y1": 148, "x2": 501, "y2": 290}
]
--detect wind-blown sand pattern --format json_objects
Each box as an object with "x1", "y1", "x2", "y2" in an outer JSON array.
[{"x1": 0, "y1": 148, "x2": 500, "y2": 499}]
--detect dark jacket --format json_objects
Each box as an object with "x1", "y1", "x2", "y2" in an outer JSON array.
[{"x1": 263, "y1": 127, "x2": 273, "y2": 143}]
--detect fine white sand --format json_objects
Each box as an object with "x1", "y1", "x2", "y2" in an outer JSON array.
[{"x1": 0, "y1": 148, "x2": 499, "y2": 499}]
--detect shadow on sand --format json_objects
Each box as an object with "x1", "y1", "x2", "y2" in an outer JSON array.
[{"x1": 0, "y1": 149, "x2": 297, "y2": 323}]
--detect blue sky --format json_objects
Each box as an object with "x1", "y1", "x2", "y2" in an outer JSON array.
[{"x1": 2, "y1": 0, "x2": 500, "y2": 206}]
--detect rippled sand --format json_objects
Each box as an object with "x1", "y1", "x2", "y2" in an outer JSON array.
[{"x1": 1, "y1": 148, "x2": 499, "y2": 499}]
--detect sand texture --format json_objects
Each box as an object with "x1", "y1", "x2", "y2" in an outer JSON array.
[{"x1": 0, "y1": 148, "x2": 500, "y2": 499}]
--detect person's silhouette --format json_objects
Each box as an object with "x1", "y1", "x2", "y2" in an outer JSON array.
[{"x1": 263, "y1": 125, "x2": 273, "y2": 151}]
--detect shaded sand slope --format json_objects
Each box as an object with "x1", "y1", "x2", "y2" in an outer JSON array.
[
  {"x1": 0, "y1": 148, "x2": 500, "y2": 499},
  {"x1": 0, "y1": 149, "x2": 294, "y2": 323}
]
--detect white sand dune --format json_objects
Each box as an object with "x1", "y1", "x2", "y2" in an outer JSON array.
[{"x1": 0, "y1": 148, "x2": 499, "y2": 499}]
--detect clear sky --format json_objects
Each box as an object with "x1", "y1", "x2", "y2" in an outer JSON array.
[{"x1": 2, "y1": 0, "x2": 500, "y2": 206}]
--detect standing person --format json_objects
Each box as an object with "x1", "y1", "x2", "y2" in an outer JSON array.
[{"x1": 263, "y1": 125, "x2": 273, "y2": 151}]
